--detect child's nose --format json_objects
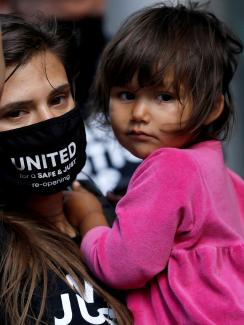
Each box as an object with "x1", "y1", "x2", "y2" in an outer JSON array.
[{"x1": 131, "y1": 100, "x2": 150, "y2": 122}]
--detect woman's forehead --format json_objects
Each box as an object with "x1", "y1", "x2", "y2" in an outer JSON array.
[
  {"x1": 1, "y1": 51, "x2": 68, "y2": 105},
  {"x1": 5, "y1": 51, "x2": 65, "y2": 81}
]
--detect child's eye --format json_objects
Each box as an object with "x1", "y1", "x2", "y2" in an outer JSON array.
[
  {"x1": 119, "y1": 91, "x2": 135, "y2": 101},
  {"x1": 157, "y1": 93, "x2": 175, "y2": 102}
]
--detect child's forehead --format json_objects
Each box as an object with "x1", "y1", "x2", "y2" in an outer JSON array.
[{"x1": 122, "y1": 71, "x2": 176, "y2": 90}]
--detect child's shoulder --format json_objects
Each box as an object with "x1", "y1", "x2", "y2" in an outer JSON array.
[
  {"x1": 127, "y1": 141, "x2": 224, "y2": 200},
  {"x1": 131, "y1": 140, "x2": 222, "y2": 187},
  {"x1": 145, "y1": 140, "x2": 220, "y2": 169}
]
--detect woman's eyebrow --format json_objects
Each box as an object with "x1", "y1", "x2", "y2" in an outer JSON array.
[
  {"x1": 49, "y1": 83, "x2": 71, "y2": 96},
  {"x1": 0, "y1": 84, "x2": 71, "y2": 113},
  {"x1": 0, "y1": 100, "x2": 33, "y2": 114}
]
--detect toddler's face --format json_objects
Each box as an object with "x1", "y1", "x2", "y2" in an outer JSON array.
[{"x1": 109, "y1": 77, "x2": 192, "y2": 159}]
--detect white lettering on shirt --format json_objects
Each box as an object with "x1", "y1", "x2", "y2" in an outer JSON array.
[{"x1": 54, "y1": 294, "x2": 73, "y2": 325}]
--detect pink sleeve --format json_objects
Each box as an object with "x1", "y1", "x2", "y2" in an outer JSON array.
[{"x1": 81, "y1": 149, "x2": 202, "y2": 289}]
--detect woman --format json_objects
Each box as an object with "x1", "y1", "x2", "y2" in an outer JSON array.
[{"x1": 0, "y1": 14, "x2": 132, "y2": 325}]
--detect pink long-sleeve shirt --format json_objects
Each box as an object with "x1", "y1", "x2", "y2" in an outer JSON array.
[{"x1": 81, "y1": 140, "x2": 244, "y2": 324}]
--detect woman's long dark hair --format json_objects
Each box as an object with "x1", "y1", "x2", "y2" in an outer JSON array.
[{"x1": 0, "y1": 14, "x2": 132, "y2": 324}]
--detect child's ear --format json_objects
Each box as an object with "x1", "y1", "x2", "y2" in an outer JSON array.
[{"x1": 204, "y1": 95, "x2": 224, "y2": 125}]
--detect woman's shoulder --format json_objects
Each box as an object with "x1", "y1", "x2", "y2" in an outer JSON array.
[{"x1": 33, "y1": 274, "x2": 117, "y2": 324}]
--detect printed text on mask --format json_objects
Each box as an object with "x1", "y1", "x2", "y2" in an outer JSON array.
[{"x1": 11, "y1": 142, "x2": 76, "y2": 171}]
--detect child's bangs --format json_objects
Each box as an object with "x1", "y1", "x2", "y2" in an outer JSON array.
[
  {"x1": 104, "y1": 37, "x2": 167, "y2": 89},
  {"x1": 104, "y1": 24, "x2": 197, "y2": 100}
]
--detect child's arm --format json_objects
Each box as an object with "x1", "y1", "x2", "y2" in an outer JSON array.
[
  {"x1": 64, "y1": 181, "x2": 109, "y2": 237},
  {"x1": 65, "y1": 150, "x2": 200, "y2": 290}
]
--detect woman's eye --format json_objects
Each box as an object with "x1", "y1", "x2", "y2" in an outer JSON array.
[
  {"x1": 50, "y1": 94, "x2": 67, "y2": 106},
  {"x1": 5, "y1": 110, "x2": 26, "y2": 119},
  {"x1": 157, "y1": 93, "x2": 174, "y2": 102},
  {"x1": 119, "y1": 91, "x2": 135, "y2": 101}
]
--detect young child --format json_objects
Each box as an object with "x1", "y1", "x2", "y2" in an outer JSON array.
[{"x1": 65, "y1": 2, "x2": 244, "y2": 324}]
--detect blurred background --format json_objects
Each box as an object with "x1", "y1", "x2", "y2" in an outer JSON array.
[{"x1": 0, "y1": 0, "x2": 243, "y2": 194}]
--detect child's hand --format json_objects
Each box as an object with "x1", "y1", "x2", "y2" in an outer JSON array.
[{"x1": 64, "y1": 181, "x2": 109, "y2": 236}]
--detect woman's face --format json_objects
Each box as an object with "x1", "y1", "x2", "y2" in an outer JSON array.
[{"x1": 0, "y1": 50, "x2": 74, "y2": 131}]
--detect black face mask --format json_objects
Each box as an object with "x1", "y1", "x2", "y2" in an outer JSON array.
[{"x1": 0, "y1": 106, "x2": 86, "y2": 195}]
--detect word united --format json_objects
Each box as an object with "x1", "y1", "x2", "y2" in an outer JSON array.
[{"x1": 11, "y1": 142, "x2": 76, "y2": 171}]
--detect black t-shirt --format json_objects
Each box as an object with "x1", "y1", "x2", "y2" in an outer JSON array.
[{"x1": 0, "y1": 224, "x2": 117, "y2": 325}]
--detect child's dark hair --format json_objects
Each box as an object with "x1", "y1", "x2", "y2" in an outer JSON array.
[{"x1": 91, "y1": 2, "x2": 243, "y2": 141}]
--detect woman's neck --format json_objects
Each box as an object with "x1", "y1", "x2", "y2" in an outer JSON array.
[{"x1": 25, "y1": 192, "x2": 77, "y2": 237}]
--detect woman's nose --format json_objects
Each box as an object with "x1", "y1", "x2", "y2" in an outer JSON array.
[{"x1": 34, "y1": 106, "x2": 55, "y2": 123}]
